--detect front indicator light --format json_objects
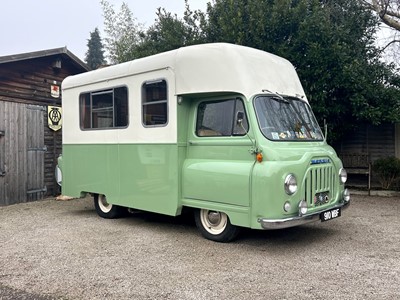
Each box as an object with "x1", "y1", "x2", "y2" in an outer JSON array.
[
  {"x1": 284, "y1": 174, "x2": 297, "y2": 195},
  {"x1": 298, "y1": 199, "x2": 308, "y2": 216},
  {"x1": 343, "y1": 188, "x2": 350, "y2": 202},
  {"x1": 284, "y1": 201, "x2": 292, "y2": 212}
]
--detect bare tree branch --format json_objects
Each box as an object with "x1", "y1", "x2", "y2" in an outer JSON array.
[
  {"x1": 380, "y1": 38, "x2": 400, "y2": 51},
  {"x1": 369, "y1": 0, "x2": 400, "y2": 31},
  {"x1": 361, "y1": 0, "x2": 400, "y2": 65}
]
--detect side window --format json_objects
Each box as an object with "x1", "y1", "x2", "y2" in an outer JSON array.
[
  {"x1": 196, "y1": 99, "x2": 249, "y2": 137},
  {"x1": 142, "y1": 80, "x2": 168, "y2": 126},
  {"x1": 80, "y1": 86, "x2": 128, "y2": 129}
]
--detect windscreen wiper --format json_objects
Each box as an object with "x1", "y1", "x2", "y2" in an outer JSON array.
[
  {"x1": 262, "y1": 89, "x2": 289, "y2": 103},
  {"x1": 271, "y1": 96, "x2": 289, "y2": 103}
]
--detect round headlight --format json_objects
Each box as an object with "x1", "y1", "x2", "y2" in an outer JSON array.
[
  {"x1": 339, "y1": 168, "x2": 347, "y2": 184},
  {"x1": 284, "y1": 174, "x2": 297, "y2": 195},
  {"x1": 298, "y1": 199, "x2": 308, "y2": 216}
]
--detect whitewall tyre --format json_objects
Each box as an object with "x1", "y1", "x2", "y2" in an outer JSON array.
[
  {"x1": 194, "y1": 209, "x2": 239, "y2": 242},
  {"x1": 94, "y1": 194, "x2": 123, "y2": 219}
]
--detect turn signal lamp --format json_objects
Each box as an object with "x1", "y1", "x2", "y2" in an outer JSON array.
[
  {"x1": 284, "y1": 201, "x2": 292, "y2": 212},
  {"x1": 256, "y1": 153, "x2": 263, "y2": 162},
  {"x1": 298, "y1": 199, "x2": 308, "y2": 216},
  {"x1": 343, "y1": 188, "x2": 350, "y2": 202}
]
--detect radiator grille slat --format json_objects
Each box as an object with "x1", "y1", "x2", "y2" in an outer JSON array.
[{"x1": 304, "y1": 164, "x2": 335, "y2": 207}]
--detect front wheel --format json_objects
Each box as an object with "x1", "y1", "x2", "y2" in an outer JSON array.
[
  {"x1": 194, "y1": 209, "x2": 239, "y2": 242},
  {"x1": 94, "y1": 194, "x2": 123, "y2": 219}
]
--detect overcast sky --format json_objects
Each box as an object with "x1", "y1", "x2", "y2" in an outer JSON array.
[{"x1": 0, "y1": 0, "x2": 208, "y2": 61}]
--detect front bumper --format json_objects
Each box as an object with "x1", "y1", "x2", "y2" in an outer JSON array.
[{"x1": 257, "y1": 200, "x2": 350, "y2": 230}]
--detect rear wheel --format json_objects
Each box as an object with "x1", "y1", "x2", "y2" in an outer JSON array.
[
  {"x1": 194, "y1": 209, "x2": 239, "y2": 242},
  {"x1": 94, "y1": 194, "x2": 123, "y2": 219}
]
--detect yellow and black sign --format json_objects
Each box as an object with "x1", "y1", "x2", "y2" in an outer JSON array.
[{"x1": 48, "y1": 106, "x2": 62, "y2": 131}]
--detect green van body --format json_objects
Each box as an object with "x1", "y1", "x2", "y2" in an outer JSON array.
[{"x1": 58, "y1": 43, "x2": 349, "y2": 240}]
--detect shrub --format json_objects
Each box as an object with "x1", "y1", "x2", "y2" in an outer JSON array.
[{"x1": 373, "y1": 157, "x2": 400, "y2": 190}]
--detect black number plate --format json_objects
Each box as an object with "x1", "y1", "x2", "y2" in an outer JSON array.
[{"x1": 320, "y1": 208, "x2": 341, "y2": 222}]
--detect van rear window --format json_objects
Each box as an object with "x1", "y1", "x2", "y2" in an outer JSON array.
[
  {"x1": 80, "y1": 87, "x2": 128, "y2": 130},
  {"x1": 142, "y1": 80, "x2": 168, "y2": 127}
]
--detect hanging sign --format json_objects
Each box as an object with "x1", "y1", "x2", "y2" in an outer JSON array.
[
  {"x1": 48, "y1": 106, "x2": 62, "y2": 131},
  {"x1": 51, "y1": 85, "x2": 60, "y2": 98}
]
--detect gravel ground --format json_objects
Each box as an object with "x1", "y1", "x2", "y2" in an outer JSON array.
[{"x1": 0, "y1": 193, "x2": 399, "y2": 300}]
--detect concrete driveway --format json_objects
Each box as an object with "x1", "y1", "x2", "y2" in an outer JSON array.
[{"x1": 0, "y1": 193, "x2": 399, "y2": 299}]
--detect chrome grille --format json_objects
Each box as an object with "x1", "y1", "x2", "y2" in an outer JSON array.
[{"x1": 304, "y1": 164, "x2": 335, "y2": 207}]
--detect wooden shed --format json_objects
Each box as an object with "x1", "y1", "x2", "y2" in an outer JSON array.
[{"x1": 0, "y1": 47, "x2": 89, "y2": 205}]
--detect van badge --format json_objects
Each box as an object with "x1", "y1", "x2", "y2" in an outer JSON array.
[{"x1": 311, "y1": 158, "x2": 330, "y2": 165}]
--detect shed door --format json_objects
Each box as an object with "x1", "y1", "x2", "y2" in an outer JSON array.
[{"x1": 26, "y1": 105, "x2": 46, "y2": 201}]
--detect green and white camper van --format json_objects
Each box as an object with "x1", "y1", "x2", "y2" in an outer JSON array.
[{"x1": 57, "y1": 43, "x2": 350, "y2": 242}]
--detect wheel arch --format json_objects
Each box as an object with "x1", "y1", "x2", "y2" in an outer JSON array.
[{"x1": 180, "y1": 199, "x2": 251, "y2": 228}]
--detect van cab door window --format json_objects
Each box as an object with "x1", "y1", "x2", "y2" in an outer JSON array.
[{"x1": 196, "y1": 99, "x2": 249, "y2": 137}]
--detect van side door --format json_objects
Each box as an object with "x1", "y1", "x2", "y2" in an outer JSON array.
[{"x1": 183, "y1": 97, "x2": 255, "y2": 208}]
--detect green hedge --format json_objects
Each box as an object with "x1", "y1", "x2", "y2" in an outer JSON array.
[{"x1": 373, "y1": 157, "x2": 400, "y2": 190}]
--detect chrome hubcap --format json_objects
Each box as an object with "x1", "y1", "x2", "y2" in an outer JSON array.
[
  {"x1": 200, "y1": 209, "x2": 228, "y2": 235},
  {"x1": 207, "y1": 211, "x2": 221, "y2": 225}
]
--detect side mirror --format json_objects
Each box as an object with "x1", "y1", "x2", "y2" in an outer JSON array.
[{"x1": 236, "y1": 111, "x2": 244, "y2": 125}]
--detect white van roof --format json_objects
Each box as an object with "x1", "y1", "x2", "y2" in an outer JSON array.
[{"x1": 62, "y1": 43, "x2": 307, "y2": 101}]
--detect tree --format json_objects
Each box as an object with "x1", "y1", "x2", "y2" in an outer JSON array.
[
  {"x1": 203, "y1": 0, "x2": 400, "y2": 141},
  {"x1": 101, "y1": 0, "x2": 205, "y2": 61},
  {"x1": 361, "y1": 1, "x2": 400, "y2": 65},
  {"x1": 99, "y1": 0, "x2": 400, "y2": 142},
  {"x1": 364, "y1": 0, "x2": 400, "y2": 31},
  {"x1": 129, "y1": 0, "x2": 206, "y2": 59},
  {"x1": 85, "y1": 27, "x2": 106, "y2": 70},
  {"x1": 100, "y1": 0, "x2": 144, "y2": 64}
]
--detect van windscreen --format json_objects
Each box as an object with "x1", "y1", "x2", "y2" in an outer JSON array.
[{"x1": 254, "y1": 95, "x2": 323, "y2": 141}]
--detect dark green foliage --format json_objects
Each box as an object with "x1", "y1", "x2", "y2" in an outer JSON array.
[
  {"x1": 202, "y1": 0, "x2": 400, "y2": 142},
  {"x1": 373, "y1": 157, "x2": 400, "y2": 189},
  {"x1": 85, "y1": 27, "x2": 106, "y2": 70},
  {"x1": 130, "y1": 1, "x2": 206, "y2": 59},
  {"x1": 101, "y1": 0, "x2": 400, "y2": 142}
]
